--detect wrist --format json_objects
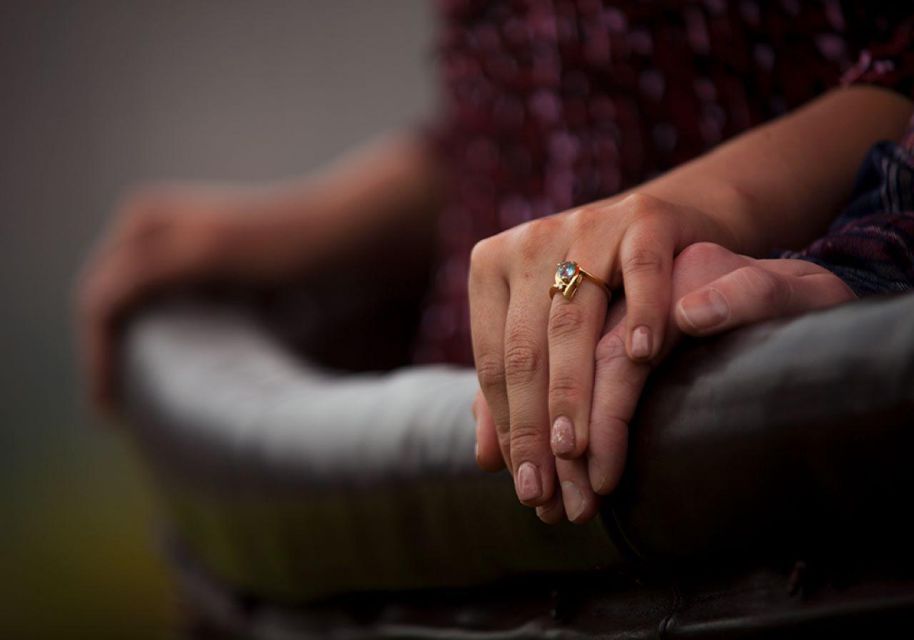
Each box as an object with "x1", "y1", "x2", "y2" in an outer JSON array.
[
  {"x1": 218, "y1": 131, "x2": 444, "y2": 280},
  {"x1": 635, "y1": 177, "x2": 765, "y2": 256},
  {"x1": 699, "y1": 179, "x2": 771, "y2": 257},
  {"x1": 206, "y1": 182, "x2": 329, "y2": 280}
]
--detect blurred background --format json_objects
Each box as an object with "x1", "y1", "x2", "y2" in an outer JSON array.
[{"x1": 0, "y1": 1, "x2": 434, "y2": 637}]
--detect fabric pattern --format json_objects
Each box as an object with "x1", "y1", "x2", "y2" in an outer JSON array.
[
  {"x1": 414, "y1": 1, "x2": 914, "y2": 365},
  {"x1": 781, "y1": 122, "x2": 914, "y2": 296}
]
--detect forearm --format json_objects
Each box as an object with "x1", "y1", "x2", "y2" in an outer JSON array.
[
  {"x1": 228, "y1": 130, "x2": 445, "y2": 277},
  {"x1": 640, "y1": 86, "x2": 913, "y2": 256}
]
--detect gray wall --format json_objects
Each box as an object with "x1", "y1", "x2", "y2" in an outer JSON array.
[{"x1": 0, "y1": 2, "x2": 434, "y2": 636}]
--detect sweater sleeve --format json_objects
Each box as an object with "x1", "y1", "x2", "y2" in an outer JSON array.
[
  {"x1": 779, "y1": 120, "x2": 914, "y2": 296},
  {"x1": 840, "y1": 5, "x2": 914, "y2": 100}
]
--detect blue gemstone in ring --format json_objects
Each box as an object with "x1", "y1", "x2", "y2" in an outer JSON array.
[{"x1": 557, "y1": 260, "x2": 578, "y2": 282}]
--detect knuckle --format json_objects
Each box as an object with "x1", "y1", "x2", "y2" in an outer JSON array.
[
  {"x1": 514, "y1": 218, "x2": 556, "y2": 262},
  {"x1": 504, "y1": 345, "x2": 540, "y2": 382},
  {"x1": 594, "y1": 332, "x2": 627, "y2": 369},
  {"x1": 503, "y1": 336, "x2": 541, "y2": 382},
  {"x1": 567, "y1": 204, "x2": 601, "y2": 234},
  {"x1": 469, "y1": 237, "x2": 494, "y2": 270},
  {"x1": 509, "y1": 422, "x2": 544, "y2": 451},
  {"x1": 475, "y1": 354, "x2": 506, "y2": 394},
  {"x1": 548, "y1": 303, "x2": 585, "y2": 341},
  {"x1": 738, "y1": 265, "x2": 788, "y2": 308},
  {"x1": 535, "y1": 214, "x2": 563, "y2": 234},
  {"x1": 621, "y1": 191, "x2": 660, "y2": 214},
  {"x1": 549, "y1": 373, "x2": 582, "y2": 405},
  {"x1": 469, "y1": 236, "x2": 505, "y2": 282},
  {"x1": 622, "y1": 246, "x2": 665, "y2": 276}
]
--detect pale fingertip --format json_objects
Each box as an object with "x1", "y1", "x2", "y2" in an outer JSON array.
[
  {"x1": 677, "y1": 288, "x2": 729, "y2": 333},
  {"x1": 629, "y1": 325, "x2": 652, "y2": 360},
  {"x1": 588, "y1": 457, "x2": 620, "y2": 496},
  {"x1": 516, "y1": 462, "x2": 544, "y2": 504},
  {"x1": 535, "y1": 501, "x2": 564, "y2": 524},
  {"x1": 561, "y1": 480, "x2": 587, "y2": 522},
  {"x1": 475, "y1": 448, "x2": 505, "y2": 473},
  {"x1": 550, "y1": 416, "x2": 575, "y2": 457}
]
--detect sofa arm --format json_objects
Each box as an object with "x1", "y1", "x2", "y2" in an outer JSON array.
[
  {"x1": 121, "y1": 292, "x2": 914, "y2": 602},
  {"x1": 122, "y1": 301, "x2": 617, "y2": 602},
  {"x1": 612, "y1": 292, "x2": 914, "y2": 565}
]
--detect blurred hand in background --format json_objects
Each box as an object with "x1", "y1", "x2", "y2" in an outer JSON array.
[{"x1": 75, "y1": 133, "x2": 442, "y2": 411}]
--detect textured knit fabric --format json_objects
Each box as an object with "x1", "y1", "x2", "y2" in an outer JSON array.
[
  {"x1": 781, "y1": 122, "x2": 914, "y2": 296},
  {"x1": 414, "y1": 1, "x2": 914, "y2": 366}
]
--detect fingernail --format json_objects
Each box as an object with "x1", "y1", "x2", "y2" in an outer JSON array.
[
  {"x1": 536, "y1": 503, "x2": 559, "y2": 524},
  {"x1": 561, "y1": 481, "x2": 586, "y2": 521},
  {"x1": 551, "y1": 416, "x2": 575, "y2": 456},
  {"x1": 588, "y1": 458, "x2": 610, "y2": 495},
  {"x1": 679, "y1": 289, "x2": 729, "y2": 330},
  {"x1": 516, "y1": 462, "x2": 542, "y2": 503},
  {"x1": 631, "y1": 326, "x2": 652, "y2": 359}
]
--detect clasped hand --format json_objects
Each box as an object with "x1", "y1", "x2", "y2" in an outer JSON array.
[{"x1": 468, "y1": 193, "x2": 854, "y2": 524}]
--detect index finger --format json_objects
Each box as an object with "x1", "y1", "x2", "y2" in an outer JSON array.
[
  {"x1": 468, "y1": 239, "x2": 513, "y2": 469},
  {"x1": 619, "y1": 220, "x2": 676, "y2": 363}
]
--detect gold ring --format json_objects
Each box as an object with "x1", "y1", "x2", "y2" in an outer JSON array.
[{"x1": 549, "y1": 260, "x2": 611, "y2": 301}]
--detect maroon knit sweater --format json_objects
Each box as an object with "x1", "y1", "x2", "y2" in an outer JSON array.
[{"x1": 413, "y1": 1, "x2": 914, "y2": 365}]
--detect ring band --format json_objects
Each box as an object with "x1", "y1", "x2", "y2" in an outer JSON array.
[{"x1": 549, "y1": 260, "x2": 611, "y2": 301}]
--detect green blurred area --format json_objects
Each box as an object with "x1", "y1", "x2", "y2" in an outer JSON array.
[
  {"x1": 0, "y1": 236, "x2": 178, "y2": 637},
  {"x1": 1, "y1": 417, "x2": 176, "y2": 639}
]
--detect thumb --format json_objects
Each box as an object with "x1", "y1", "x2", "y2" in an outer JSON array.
[{"x1": 675, "y1": 262, "x2": 855, "y2": 336}]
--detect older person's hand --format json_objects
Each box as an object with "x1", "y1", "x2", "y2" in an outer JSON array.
[
  {"x1": 468, "y1": 194, "x2": 739, "y2": 508},
  {"x1": 474, "y1": 242, "x2": 856, "y2": 523},
  {"x1": 76, "y1": 184, "x2": 277, "y2": 411},
  {"x1": 75, "y1": 133, "x2": 443, "y2": 414}
]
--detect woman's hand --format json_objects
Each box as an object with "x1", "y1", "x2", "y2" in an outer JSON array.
[
  {"x1": 467, "y1": 193, "x2": 737, "y2": 508},
  {"x1": 475, "y1": 242, "x2": 856, "y2": 523}
]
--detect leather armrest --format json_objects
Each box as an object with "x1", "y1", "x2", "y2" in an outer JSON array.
[
  {"x1": 121, "y1": 292, "x2": 914, "y2": 601},
  {"x1": 612, "y1": 292, "x2": 914, "y2": 565}
]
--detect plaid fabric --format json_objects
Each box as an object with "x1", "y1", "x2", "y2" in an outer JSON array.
[{"x1": 781, "y1": 119, "x2": 914, "y2": 296}]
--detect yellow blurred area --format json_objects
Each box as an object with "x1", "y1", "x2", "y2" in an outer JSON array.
[{"x1": 1, "y1": 436, "x2": 176, "y2": 639}]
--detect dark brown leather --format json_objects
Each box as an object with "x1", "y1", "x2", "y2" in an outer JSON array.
[
  {"x1": 173, "y1": 547, "x2": 914, "y2": 639},
  {"x1": 611, "y1": 292, "x2": 914, "y2": 567},
  {"x1": 121, "y1": 291, "x2": 914, "y2": 636}
]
